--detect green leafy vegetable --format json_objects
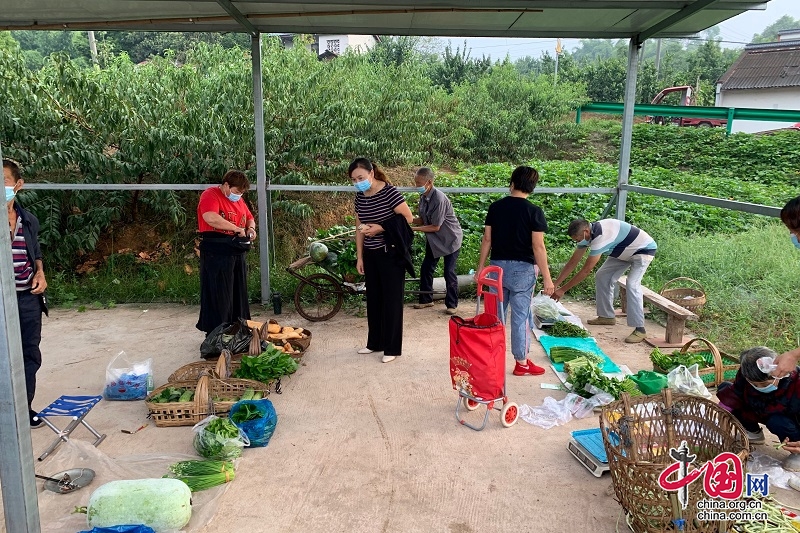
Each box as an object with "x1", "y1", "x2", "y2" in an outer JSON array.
[
  {"x1": 233, "y1": 344, "x2": 299, "y2": 383},
  {"x1": 193, "y1": 417, "x2": 245, "y2": 460},
  {"x1": 549, "y1": 321, "x2": 589, "y2": 338}
]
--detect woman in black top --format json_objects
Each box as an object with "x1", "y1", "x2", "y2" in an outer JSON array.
[{"x1": 350, "y1": 158, "x2": 414, "y2": 363}]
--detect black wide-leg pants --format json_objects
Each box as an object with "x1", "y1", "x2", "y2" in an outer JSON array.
[{"x1": 363, "y1": 247, "x2": 405, "y2": 356}]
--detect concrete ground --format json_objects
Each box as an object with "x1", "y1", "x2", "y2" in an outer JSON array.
[{"x1": 6, "y1": 299, "x2": 800, "y2": 532}]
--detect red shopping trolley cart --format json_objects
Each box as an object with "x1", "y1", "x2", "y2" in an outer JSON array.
[{"x1": 449, "y1": 266, "x2": 519, "y2": 430}]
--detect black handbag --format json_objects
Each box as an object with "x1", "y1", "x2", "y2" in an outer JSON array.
[{"x1": 200, "y1": 319, "x2": 253, "y2": 359}]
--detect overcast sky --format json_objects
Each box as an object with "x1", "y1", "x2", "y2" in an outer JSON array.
[{"x1": 446, "y1": 0, "x2": 800, "y2": 61}]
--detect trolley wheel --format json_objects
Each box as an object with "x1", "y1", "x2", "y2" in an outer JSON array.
[
  {"x1": 463, "y1": 397, "x2": 480, "y2": 411},
  {"x1": 501, "y1": 402, "x2": 519, "y2": 428},
  {"x1": 294, "y1": 273, "x2": 344, "y2": 322}
]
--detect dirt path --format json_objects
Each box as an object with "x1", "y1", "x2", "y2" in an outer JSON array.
[{"x1": 7, "y1": 300, "x2": 800, "y2": 532}]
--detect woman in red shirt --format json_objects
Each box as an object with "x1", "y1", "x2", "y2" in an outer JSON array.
[{"x1": 196, "y1": 170, "x2": 256, "y2": 334}]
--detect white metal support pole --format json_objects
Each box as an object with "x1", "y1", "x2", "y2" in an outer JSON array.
[
  {"x1": 251, "y1": 32, "x2": 270, "y2": 305},
  {"x1": 0, "y1": 144, "x2": 41, "y2": 532},
  {"x1": 88, "y1": 31, "x2": 98, "y2": 65},
  {"x1": 616, "y1": 38, "x2": 640, "y2": 220}
]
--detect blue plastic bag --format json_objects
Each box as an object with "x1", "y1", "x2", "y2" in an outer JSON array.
[
  {"x1": 229, "y1": 399, "x2": 277, "y2": 447},
  {"x1": 79, "y1": 526, "x2": 156, "y2": 533}
]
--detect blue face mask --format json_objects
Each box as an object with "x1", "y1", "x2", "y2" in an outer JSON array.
[
  {"x1": 354, "y1": 179, "x2": 371, "y2": 193},
  {"x1": 791, "y1": 234, "x2": 800, "y2": 250},
  {"x1": 417, "y1": 186, "x2": 427, "y2": 194},
  {"x1": 752, "y1": 379, "x2": 778, "y2": 393},
  {"x1": 5, "y1": 186, "x2": 16, "y2": 203},
  {"x1": 576, "y1": 239, "x2": 590, "y2": 247},
  {"x1": 227, "y1": 193, "x2": 242, "y2": 202}
]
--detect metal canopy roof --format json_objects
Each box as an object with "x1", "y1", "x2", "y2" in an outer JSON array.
[{"x1": 1, "y1": 1, "x2": 768, "y2": 41}]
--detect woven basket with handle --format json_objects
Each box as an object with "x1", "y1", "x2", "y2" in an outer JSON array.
[
  {"x1": 168, "y1": 350, "x2": 237, "y2": 383},
  {"x1": 659, "y1": 277, "x2": 706, "y2": 313},
  {"x1": 652, "y1": 337, "x2": 740, "y2": 388},
  {"x1": 146, "y1": 374, "x2": 214, "y2": 427},
  {"x1": 600, "y1": 389, "x2": 749, "y2": 533}
]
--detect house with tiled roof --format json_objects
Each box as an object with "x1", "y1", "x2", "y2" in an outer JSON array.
[{"x1": 716, "y1": 29, "x2": 800, "y2": 133}]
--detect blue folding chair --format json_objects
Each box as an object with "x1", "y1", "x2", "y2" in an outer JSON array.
[{"x1": 34, "y1": 395, "x2": 106, "y2": 461}]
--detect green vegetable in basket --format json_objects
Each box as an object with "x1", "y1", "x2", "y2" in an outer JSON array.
[
  {"x1": 549, "y1": 321, "x2": 589, "y2": 338},
  {"x1": 178, "y1": 390, "x2": 195, "y2": 402},
  {"x1": 233, "y1": 343, "x2": 299, "y2": 382}
]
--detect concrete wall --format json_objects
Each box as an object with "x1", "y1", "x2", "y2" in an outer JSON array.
[
  {"x1": 320, "y1": 34, "x2": 376, "y2": 54},
  {"x1": 718, "y1": 87, "x2": 800, "y2": 133}
]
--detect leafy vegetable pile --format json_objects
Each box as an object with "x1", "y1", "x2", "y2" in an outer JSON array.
[
  {"x1": 649, "y1": 348, "x2": 709, "y2": 372},
  {"x1": 231, "y1": 402, "x2": 263, "y2": 423},
  {"x1": 549, "y1": 346, "x2": 601, "y2": 364},
  {"x1": 233, "y1": 344, "x2": 299, "y2": 383},
  {"x1": 148, "y1": 387, "x2": 195, "y2": 403},
  {"x1": 549, "y1": 321, "x2": 589, "y2": 338},
  {"x1": 193, "y1": 417, "x2": 246, "y2": 460},
  {"x1": 164, "y1": 460, "x2": 236, "y2": 492},
  {"x1": 567, "y1": 362, "x2": 642, "y2": 399}
]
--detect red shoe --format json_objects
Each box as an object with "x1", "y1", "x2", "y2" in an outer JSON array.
[{"x1": 513, "y1": 359, "x2": 545, "y2": 376}]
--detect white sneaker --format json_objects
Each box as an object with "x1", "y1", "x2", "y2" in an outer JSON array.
[
  {"x1": 745, "y1": 429, "x2": 765, "y2": 444},
  {"x1": 381, "y1": 355, "x2": 397, "y2": 363},
  {"x1": 784, "y1": 454, "x2": 800, "y2": 472},
  {"x1": 357, "y1": 348, "x2": 374, "y2": 354}
]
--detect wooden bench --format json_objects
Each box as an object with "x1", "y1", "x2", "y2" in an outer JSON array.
[{"x1": 617, "y1": 276, "x2": 698, "y2": 348}]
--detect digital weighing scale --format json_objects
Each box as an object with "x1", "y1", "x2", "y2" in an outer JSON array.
[{"x1": 567, "y1": 428, "x2": 610, "y2": 477}]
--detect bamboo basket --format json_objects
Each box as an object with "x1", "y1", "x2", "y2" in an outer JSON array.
[
  {"x1": 659, "y1": 277, "x2": 706, "y2": 314},
  {"x1": 168, "y1": 350, "x2": 237, "y2": 383},
  {"x1": 653, "y1": 337, "x2": 740, "y2": 388},
  {"x1": 208, "y1": 376, "x2": 272, "y2": 413},
  {"x1": 262, "y1": 320, "x2": 312, "y2": 351},
  {"x1": 146, "y1": 375, "x2": 214, "y2": 427},
  {"x1": 600, "y1": 389, "x2": 749, "y2": 533}
]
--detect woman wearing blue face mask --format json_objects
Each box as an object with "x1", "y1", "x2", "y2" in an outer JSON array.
[
  {"x1": 717, "y1": 346, "x2": 800, "y2": 470},
  {"x1": 196, "y1": 170, "x2": 257, "y2": 335},
  {"x1": 350, "y1": 158, "x2": 414, "y2": 363},
  {"x1": 772, "y1": 196, "x2": 800, "y2": 378}
]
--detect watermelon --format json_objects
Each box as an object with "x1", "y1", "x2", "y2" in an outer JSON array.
[
  {"x1": 322, "y1": 251, "x2": 338, "y2": 267},
  {"x1": 309, "y1": 242, "x2": 328, "y2": 262}
]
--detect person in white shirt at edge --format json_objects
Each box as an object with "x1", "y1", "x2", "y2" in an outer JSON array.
[{"x1": 551, "y1": 218, "x2": 657, "y2": 344}]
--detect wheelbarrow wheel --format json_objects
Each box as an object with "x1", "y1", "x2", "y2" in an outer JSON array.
[
  {"x1": 501, "y1": 402, "x2": 519, "y2": 428},
  {"x1": 294, "y1": 273, "x2": 344, "y2": 322},
  {"x1": 463, "y1": 397, "x2": 480, "y2": 411}
]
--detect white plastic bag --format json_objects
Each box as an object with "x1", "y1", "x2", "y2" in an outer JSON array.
[
  {"x1": 667, "y1": 364, "x2": 711, "y2": 399},
  {"x1": 103, "y1": 351, "x2": 153, "y2": 401},
  {"x1": 531, "y1": 292, "x2": 561, "y2": 321}
]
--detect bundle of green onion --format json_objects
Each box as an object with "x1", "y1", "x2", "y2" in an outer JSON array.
[{"x1": 164, "y1": 460, "x2": 236, "y2": 492}]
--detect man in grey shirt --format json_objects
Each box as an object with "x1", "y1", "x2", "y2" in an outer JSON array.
[{"x1": 411, "y1": 167, "x2": 463, "y2": 314}]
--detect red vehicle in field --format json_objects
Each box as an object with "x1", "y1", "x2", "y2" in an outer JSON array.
[{"x1": 646, "y1": 86, "x2": 727, "y2": 128}]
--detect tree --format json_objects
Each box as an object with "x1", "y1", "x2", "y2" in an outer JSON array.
[
  {"x1": 751, "y1": 15, "x2": 800, "y2": 44},
  {"x1": 428, "y1": 42, "x2": 491, "y2": 93}
]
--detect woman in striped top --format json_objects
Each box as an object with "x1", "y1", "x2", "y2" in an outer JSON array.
[
  {"x1": 350, "y1": 158, "x2": 413, "y2": 363},
  {"x1": 4, "y1": 159, "x2": 48, "y2": 428}
]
